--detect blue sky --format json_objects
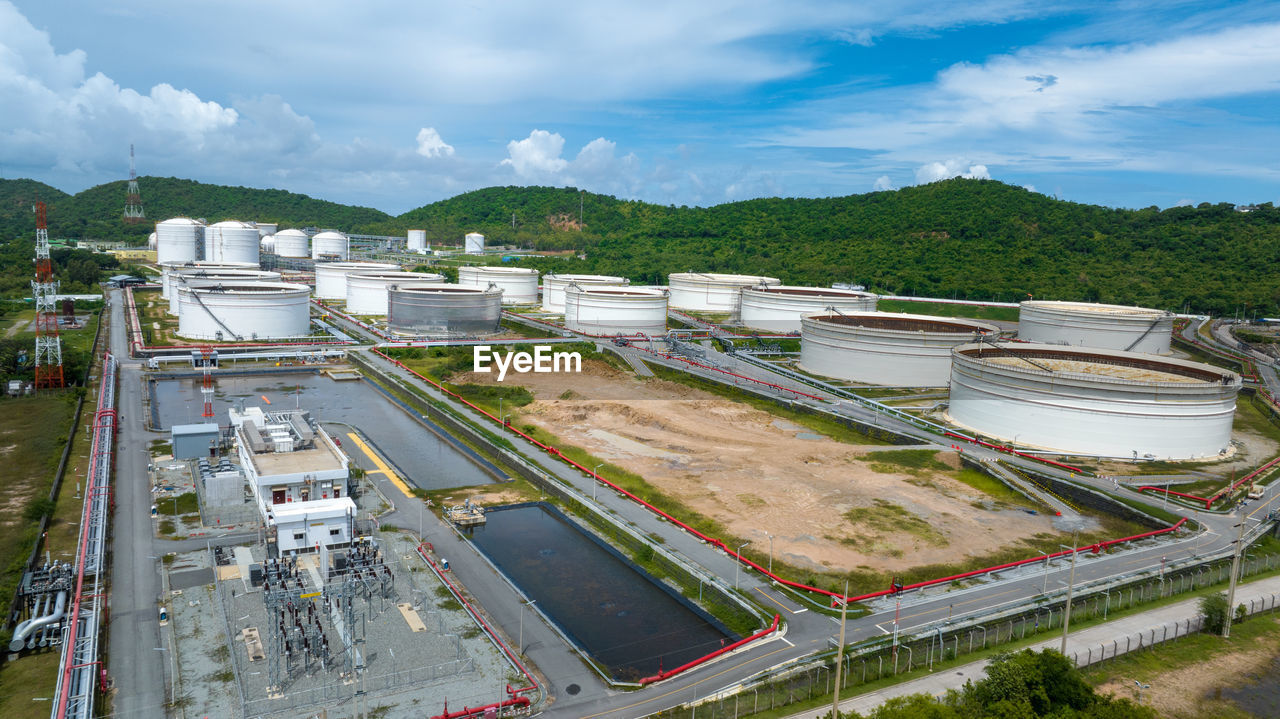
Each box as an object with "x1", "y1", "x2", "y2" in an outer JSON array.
[{"x1": 2, "y1": 1, "x2": 1279, "y2": 214}]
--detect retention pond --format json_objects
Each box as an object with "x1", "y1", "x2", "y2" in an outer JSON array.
[
  {"x1": 466, "y1": 502, "x2": 737, "y2": 683},
  {"x1": 150, "y1": 370, "x2": 498, "y2": 490}
]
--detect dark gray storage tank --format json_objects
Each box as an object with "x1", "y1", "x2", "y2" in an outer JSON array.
[{"x1": 387, "y1": 285, "x2": 504, "y2": 336}]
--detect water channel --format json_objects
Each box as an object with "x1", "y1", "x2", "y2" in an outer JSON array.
[{"x1": 466, "y1": 503, "x2": 737, "y2": 683}]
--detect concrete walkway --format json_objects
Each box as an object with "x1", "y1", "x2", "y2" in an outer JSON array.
[{"x1": 787, "y1": 573, "x2": 1280, "y2": 718}]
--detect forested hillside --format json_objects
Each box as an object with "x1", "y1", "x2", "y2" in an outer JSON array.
[{"x1": 1, "y1": 177, "x2": 1278, "y2": 314}]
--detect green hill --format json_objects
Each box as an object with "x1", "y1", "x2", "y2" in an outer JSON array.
[{"x1": 1, "y1": 177, "x2": 1278, "y2": 315}]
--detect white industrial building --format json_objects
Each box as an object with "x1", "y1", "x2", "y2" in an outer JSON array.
[
  {"x1": 542, "y1": 274, "x2": 629, "y2": 313},
  {"x1": 800, "y1": 312, "x2": 999, "y2": 386},
  {"x1": 175, "y1": 282, "x2": 312, "y2": 341},
  {"x1": 739, "y1": 285, "x2": 878, "y2": 333},
  {"x1": 1018, "y1": 301, "x2": 1174, "y2": 355},
  {"x1": 667, "y1": 273, "x2": 781, "y2": 312},
  {"x1": 564, "y1": 285, "x2": 667, "y2": 336},
  {"x1": 229, "y1": 406, "x2": 356, "y2": 555},
  {"x1": 947, "y1": 342, "x2": 1240, "y2": 459},
  {"x1": 344, "y1": 271, "x2": 446, "y2": 315},
  {"x1": 313, "y1": 261, "x2": 399, "y2": 300},
  {"x1": 457, "y1": 266, "x2": 539, "y2": 304},
  {"x1": 407, "y1": 229, "x2": 428, "y2": 253}
]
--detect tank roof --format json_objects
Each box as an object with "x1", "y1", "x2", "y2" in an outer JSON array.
[
  {"x1": 157, "y1": 217, "x2": 203, "y2": 226},
  {"x1": 274, "y1": 228, "x2": 308, "y2": 237},
  {"x1": 748, "y1": 285, "x2": 876, "y2": 298},
  {"x1": 804, "y1": 312, "x2": 996, "y2": 334},
  {"x1": 207, "y1": 220, "x2": 256, "y2": 229},
  {"x1": 955, "y1": 343, "x2": 1237, "y2": 385},
  {"x1": 462, "y1": 265, "x2": 537, "y2": 275},
  {"x1": 1021, "y1": 301, "x2": 1168, "y2": 317},
  {"x1": 186, "y1": 282, "x2": 309, "y2": 294},
  {"x1": 669, "y1": 272, "x2": 781, "y2": 283},
  {"x1": 395, "y1": 285, "x2": 497, "y2": 294}
]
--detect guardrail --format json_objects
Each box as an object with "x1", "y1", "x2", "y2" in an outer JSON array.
[{"x1": 1139, "y1": 455, "x2": 1280, "y2": 509}]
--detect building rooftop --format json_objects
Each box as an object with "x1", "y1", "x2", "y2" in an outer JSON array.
[
  {"x1": 172, "y1": 423, "x2": 219, "y2": 436},
  {"x1": 230, "y1": 406, "x2": 346, "y2": 477}
]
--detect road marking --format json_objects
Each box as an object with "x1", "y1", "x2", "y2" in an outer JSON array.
[
  {"x1": 780, "y1": 637, "x2": 794, "y2": 647},
  {"x1": 577, "y1": 644, "x2": 796, "y2": 719},
  {"x1": 755, "y1": 587, "x2": 803, "y2": 614},
  {"x1": 346, "y1": 433, "x2": 414, "y2": 498},
  {"x1": 261, "y1": 395, "x2": 271, "y2": 404}
]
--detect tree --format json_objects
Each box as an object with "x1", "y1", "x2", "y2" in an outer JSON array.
[{"x1": 1200, "y1": 592, "x2": 1230, "y2": 634}]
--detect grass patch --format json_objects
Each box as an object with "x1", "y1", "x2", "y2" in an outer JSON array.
[
  {"x1": 157, "y1": 492, "x2": 200, "y2": 516},
  {"x1": 158, "y1": 519, "x2": 176, "y2": 536},
  {"x1": 876, "y1": 298, "x2": 1019, "y2": 322},
  {"x1": 499, "y1": 317, "x2": 562, "y2": 339},
  {"x1": 951, "y1": 467, "x2": 1037, "y2": 507},
  {"x1": 843, "y1": 499, "x2": 947, "y2": 547},
  {"x1": 865, "y1": 448, "x2": 952, "y2": 474}
]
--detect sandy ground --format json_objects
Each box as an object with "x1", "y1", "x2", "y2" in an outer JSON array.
[
  {"x1": 454, "y1": 361, "x2": 1062, "y2": 573},
  {"x1": 1097, "y1": 619, "x2": 1280, "y2": 718}
]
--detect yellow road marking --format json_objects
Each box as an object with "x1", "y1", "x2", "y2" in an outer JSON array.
[
  {"x1": 755, "y1": 586, "x2": 801, "y2": 614},
  {"x1": 578, "y1": 645, "x2": 795, "y2": 719},
  {"x1": 346, "y1": 433, "x2": 415, "y2": 498}
]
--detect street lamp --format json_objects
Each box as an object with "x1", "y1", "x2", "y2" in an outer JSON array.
[
  {"x1": 831, "y1": 580, "x2": 849, "y2": 719},
  {"x1": 1039, "y1": 550, "x2": 1050, "y2": 595},
  {"x1": 768, "y1": 534, "x2": 774, "y2": 576},
  {"x1": 734, "y1": 542, "x2": 748, "y2": 590},
  {"x1": 518, "y1": 599, "x2": 537, "y2": 653},
  {"x1": 593, "y1": 463, "x2": 604, "y2": 501},
  {"x1": 1224, "y1": 517, "x2": 1260, "y2": 638}
]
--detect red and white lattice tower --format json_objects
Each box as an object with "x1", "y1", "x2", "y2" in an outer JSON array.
[
  {"x1": 123, "y1": 144, "x2": 145, "y2": 224},
  {"x1": 200, "y1": 345, "x2": 215, "y2": 418},
  {"x1": 32, "y1": 201, "x2": 65, "y2": 389}
]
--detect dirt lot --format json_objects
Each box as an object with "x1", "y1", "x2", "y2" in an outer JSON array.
[{"x1": 452, "y1": 360, "x2": 1063, "y2": 574}]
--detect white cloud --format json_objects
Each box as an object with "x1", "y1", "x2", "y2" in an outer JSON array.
[
  {"x1": 915, "y1": 159, "x2": 990, "y2": 184},
  {"x1": 873, "y1": 175, "x2": 895, "y2": 191},
  {"x1": 415, "y1": 127, "x2": 455, "y2": 158},
  {"x1": 1175, "y1": 198, "x2": 1194, "y2": 207},
  {"x1": 501, "y1": 129, "x2": 569, "y2": 177}
]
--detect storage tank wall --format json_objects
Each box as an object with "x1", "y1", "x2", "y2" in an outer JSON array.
[
  {"x1": 542, "y1": 274, "x2": 629, "y2": 312},
  {"x1": 799, "y1": 313, "x2": 997, "y2": 386},
  {"x1": 155, "y1": 218, "x2": 204, "y2": 265},
  {"x1": 739, "y1": 286, "x2": 878, "y2": 333},
  {"x1": 667, "y1": 273, "x2": 781, "y2": 311},
  {"x1": 1018, "y1": 301, "x2": 1174, "y2": 355},
  {"x1": 313, "y1": 262, "x2": 399, "y2": 299},
  {"x1": 564, "y1": 287, "x2": 667, "y2": 336},
  {"x1": 345, "y1": 271, "x2": 445, "y2": 315},
  {"x1": 387, "y1": 286, "x2": 504, "y2": 336},
  {"x1": 176, "y1": 283, "x2": 311, "y2": 340}
]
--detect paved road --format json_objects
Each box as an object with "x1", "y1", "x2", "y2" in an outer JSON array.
[
  {"x1": 788, "y1": 572, "x2": 1280, "y2": 719},
  {"x1": 105, "y1": 289, "x2": 168, "y2": 718}
]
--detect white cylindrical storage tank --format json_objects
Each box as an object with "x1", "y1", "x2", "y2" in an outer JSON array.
[
  {"x1": 167, "y1": 269, "x2": 282, "y2": 314},
  {"x1": 1018, "y1": 301, "x2": 1174, "y2": 355},
  {"x1": 273, "y1": 228, "x2": 310, "y2": 258},
  {"x1": 159, "y1": 261, "x2": 258, "y2": 300},
  {"x1": 948, "y1": 343, "x2": 1240, "y2": 459},
  {"x1": 388, "y1": 285, "x2": 504, "y2": 336},
  {"x1": 564, "y1": 286, "x2": 667, "y2": 336},
  {"x1": 407, "y1": 229, "x2": 427, "y2": 253},
  {"x1": 313, "y1": 261, "x2": 399, "y2": 300},
  {"x1": 740, "y1": 285, "x2": 878, "y2": 333},
  {"x1": 800, "y1": 312, "x2": 998, "y2": 386},
  {"x1": 667, "y1": 273, "x2": 781, "y2": 312},
  {"x1": 541, "y1": 274, "x2": 629, "y2": 313},
  {"x1": 345, "y1": 271, "x2": 446, "y2": 316},
  {"x1": 464, "y1": 232, "x2": 485, "y2": 255},
  {"x1": 176, "y1": 282, "x2": 311, "y2": 341},
  {"x1": 205, "y1": 220, "x2": 261, "y2": 265},
  {"x1": 146, "y1": 232, "x2": 157, "y2": 251},
  {"x1": 260, "y1": 235, "x2": 276, "y2": 255},
  {"x1": 155, "y1": 218, "x2": 204, "y2": 264},
  {"x1": 457, "y1": 266, "x2": 538, "y2": 304},
  {"x1": 312, "y1": 231, "x2": 350, "y2": 261}
]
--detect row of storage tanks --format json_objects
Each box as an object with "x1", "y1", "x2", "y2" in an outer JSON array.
[
  {"x1": 152, "y1": 217, "x2": 354, "y2": 263},
  {"x1": 153, "y1": 247, "x2": 1234, "y2": 460}
]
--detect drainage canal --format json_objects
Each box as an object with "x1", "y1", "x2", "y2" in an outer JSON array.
[{"x1": 466, "y1": 503, "x2": 737, "y2": 683}]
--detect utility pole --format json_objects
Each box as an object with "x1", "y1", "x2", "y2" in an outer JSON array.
[
  {"x1": 1224, "y1": 519, "x2": 1248, "y2": 638},
  {"x1": 1060, "y1": 535, "x2": 1078, "y2": 655},
  {"x1": 831, "y1": 580, "x2": 848, "y2": 719}
]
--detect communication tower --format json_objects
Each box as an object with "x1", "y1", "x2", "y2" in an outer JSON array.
[
  {"x1": 124, "y1": 144, "x2": 145, "y2": 224},
  {"x1": 32, "y1": 202, "x2": 64, "y2": 389}
]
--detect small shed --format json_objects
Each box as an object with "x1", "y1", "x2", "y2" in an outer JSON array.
[{"x1": 171, "y1": 423, "x2": 220, "y2": 459}]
